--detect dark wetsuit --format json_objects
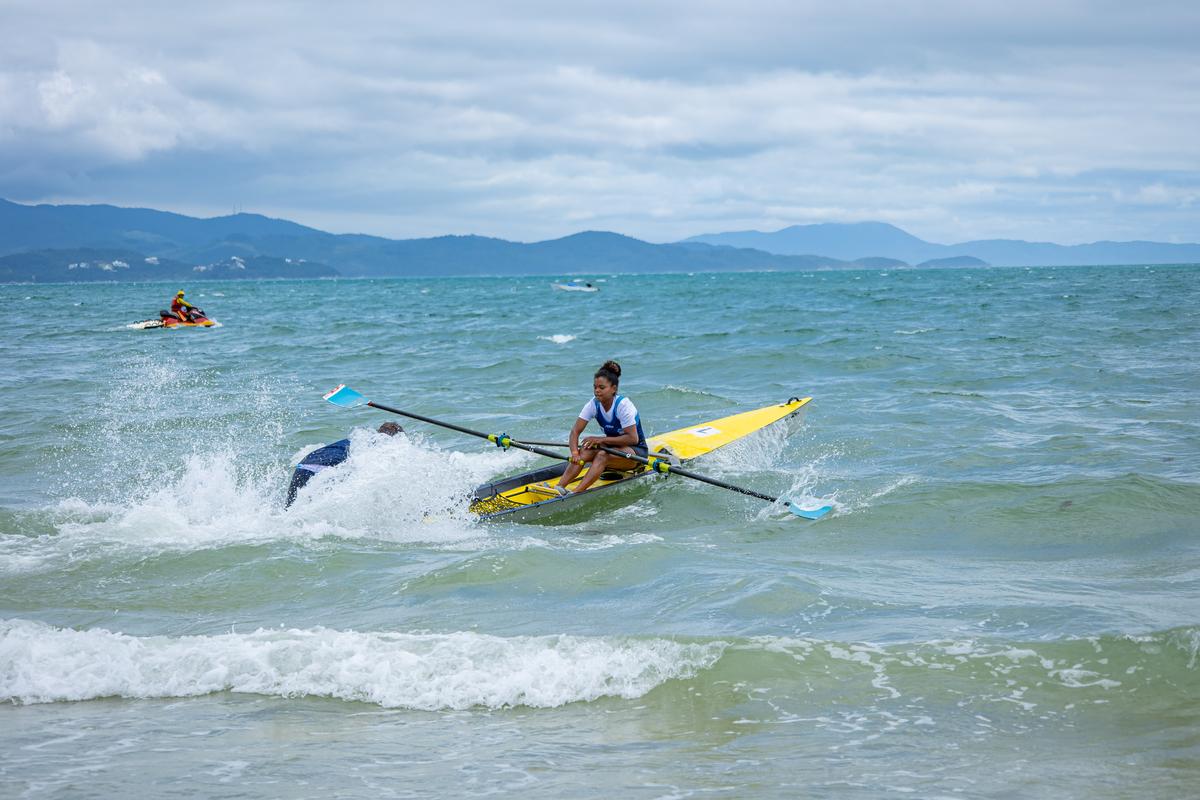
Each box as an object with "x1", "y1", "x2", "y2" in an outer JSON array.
[{"x1": 285, "y1": 439, "x2": 350, "y2": 506}]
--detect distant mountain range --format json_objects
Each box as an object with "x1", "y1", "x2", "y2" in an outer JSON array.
[
  {"x1": 1, "y1": 199, "x2": 1196, "y2": 283},
  {"x1": 0, "y1": 199, "x2": 848, "y2": 282},
  {"x1": 683, "y1": 221, "x2": 1200, "y2": 267}
]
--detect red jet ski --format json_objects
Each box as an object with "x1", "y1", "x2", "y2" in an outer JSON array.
[{"x1": 129, "y1": 308, "x2": 218, "y2": 330}]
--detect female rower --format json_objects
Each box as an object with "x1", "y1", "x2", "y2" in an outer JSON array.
[{"x1": 544, "y1": 360, "x2": 647, "y2": 495}]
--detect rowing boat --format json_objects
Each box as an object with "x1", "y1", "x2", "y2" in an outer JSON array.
[
  {"x1": 469, "y1": 397, "x2": 811, "y2": 522},
  {"x1": 324, "y1": 385, "x2": 830, "y2": 522}
]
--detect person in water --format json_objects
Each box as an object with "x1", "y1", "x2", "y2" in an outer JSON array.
[
  {"x1": 543, "y1": 360, "x2": 647, "y2": 495},
  {"x1": 285, "y1": 422, "x2": 403, "y2": 506},
  {"x1": 170, "y1": 290, "x2": 199, "y2": 322}
]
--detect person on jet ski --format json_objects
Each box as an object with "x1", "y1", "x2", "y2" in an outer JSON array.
[
  {"x1": 284, "y1": 422, "x2": 403, "y2": 506},
  {"x1": 170, "y1": 290, "x2": 200, "y2": 322}
]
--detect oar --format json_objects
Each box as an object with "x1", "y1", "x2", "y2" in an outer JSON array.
[
  {"x1": 323, "y1": 384, "x2": 586, "y2": 466},
  {"x1": 596, "y1": 445, "x2": 832, "y2": 520}
]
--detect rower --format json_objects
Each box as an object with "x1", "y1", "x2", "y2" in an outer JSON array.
[
  {"x1": 539, "y1": 360, "x2": 647, "y2": 495},
  {"x1": 285, "y1": 422, "x2": 402, "y2": 506}
]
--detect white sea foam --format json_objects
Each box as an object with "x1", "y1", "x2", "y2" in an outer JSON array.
[
  {"x1": 841, "y1": 475, "x2": 919, "y2": 514},
  {"x1": 551, "y1": 532, "x2": 664, "y2": 551},
  {"x1": 538, "y1": 334, "x2": 576, "y2": 344},
  {"x1": 0, "y1": 619, "x2": 725, "y2": 710},
  {"x1": 2, "y1": 431, "x2": 532, "y2": 572},
  {"x1": 661, "y1": 384, "x2": 722, "y2": 398}
]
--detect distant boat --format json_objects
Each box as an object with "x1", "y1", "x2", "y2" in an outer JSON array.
[{"x1": 551, "y1": 279, "x2": 598, "y2": 293}]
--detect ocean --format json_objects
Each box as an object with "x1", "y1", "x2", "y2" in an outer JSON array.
[{"x1": 1, "y1": 266, "x2": 1198, "y2": 798}]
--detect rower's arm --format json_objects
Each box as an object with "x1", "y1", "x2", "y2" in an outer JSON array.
[
  {"x1": 568, "y1": 417, "x2": 587, "y2": 455},
  {"x1": 611, "y1": 426, "x2": 639, "y2": 447},
  {"x1": 583, "y1": 425, "x2": 637, "y2": 449}
]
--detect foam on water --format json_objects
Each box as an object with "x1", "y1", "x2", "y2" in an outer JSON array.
[
  {"x1": 690, "y1": 423, "x2": 841, "y2": 517},
  {"x1": 727, "y1": 627, "x2": 1200, "y2": 722},
  {"x1": 14, "y1": 619, "x2": 1187, "y2": 717},
  {"x1": 0, "y1": 623, "x2": 1160, "y2": 719},
  {"x1": 282, "y1": 429, "x2": 525, "y2": 540},
  {"x1": 538, "y1": 334, "x2": 576, "y2": 344},
  {"x1": 0, "y1": 619, "x2": 726, "y2": 710},
  {"x1": 3, "y1": 431, "x2": 532, "y2": 572}
]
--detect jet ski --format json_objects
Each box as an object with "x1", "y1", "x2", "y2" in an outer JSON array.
[{"x1": 129, "y1": 308, "x2": 217, "y2": 330}]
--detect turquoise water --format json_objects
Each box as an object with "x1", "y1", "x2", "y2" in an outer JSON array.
[{"x1": 1, "y1": 266, "x2": 1198, "y2": 798}]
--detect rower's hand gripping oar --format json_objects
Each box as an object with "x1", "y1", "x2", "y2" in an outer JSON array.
[
  {"x1": 323, "y1": 384, "x2": 586, "y2": 466},
  {"x1": 597, "y1": 445, "x2": 832, "y2": 521}
]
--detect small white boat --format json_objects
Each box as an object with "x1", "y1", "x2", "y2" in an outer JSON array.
[{"x1": 551, "y1": 280, "x2": 598, "y2": 293}]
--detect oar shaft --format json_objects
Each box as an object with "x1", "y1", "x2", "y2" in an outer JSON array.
[
  {"x1": 598, "y1": 446, "x2": 780, "y2": 503},
  {"x1": 365, "y1": 400, "x2": 578, "y2": 464},
  {"x1": 664, "y1": 465, "x2": 779, "y2": 503},
  {"x1": 605, "y1": 446, "x2": 827, "y2": 518}
]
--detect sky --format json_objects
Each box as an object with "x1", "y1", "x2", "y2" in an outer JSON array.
[{"x1": 1, "y1": 1, "x2": 1198, "y2": 245}]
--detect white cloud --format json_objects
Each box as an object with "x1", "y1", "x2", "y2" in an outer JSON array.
[
  {"x1": 0, "y1": 0, "x2": 1197, "y2": 243},
  {"x1": 1118, "y1": 183, "x2": 1198, "y2": 207}
]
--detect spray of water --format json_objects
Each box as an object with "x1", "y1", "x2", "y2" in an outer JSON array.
[{"x1": 8, "y1": 354, "x2": 537, "y2": 570}]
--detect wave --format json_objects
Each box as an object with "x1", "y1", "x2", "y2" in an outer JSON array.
[
  {"x1": 0, "y1": 619, "x2": 724, "y2": 710},
  {"x1": 3, "y1": 620, "x2": 1194, "y2": 714},
  {"x1": 888, "y1": 473, "x2": 1200, "y2": 519},
  {"x1": 657, "y1": 385, "x2": 729, "y2": 400}
]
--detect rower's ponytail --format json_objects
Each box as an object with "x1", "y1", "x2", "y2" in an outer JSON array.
[{"x1": 595, "y1": 360, "x2": 621, "y2": 386}]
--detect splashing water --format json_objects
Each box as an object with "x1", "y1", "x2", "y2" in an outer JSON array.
[{"x1": 5, "y1": 429, "x2": 533, "y2": 572}]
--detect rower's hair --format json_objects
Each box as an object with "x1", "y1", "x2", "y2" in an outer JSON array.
[{"x1": 595, "y1": 360, "x2": 621, "y2": 386}]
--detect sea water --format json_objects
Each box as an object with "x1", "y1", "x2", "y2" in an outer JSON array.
[{"x1": 1, "y1": 266, "x2": 1197, "y2": 798}]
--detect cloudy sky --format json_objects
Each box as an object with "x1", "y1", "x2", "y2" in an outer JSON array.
[{"x1": 1, "y1": 1, "x2": 1197, "y2": 244}]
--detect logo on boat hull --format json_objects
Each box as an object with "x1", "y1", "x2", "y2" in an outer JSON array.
[{"x1": 687, "y1": 426, "x2": 721, "y2": 437}]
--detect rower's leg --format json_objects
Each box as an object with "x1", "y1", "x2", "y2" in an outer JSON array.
[
  {"x1": 572, "y1": 451, "x2": 608, "y2": 492},
  {"x1": 557, "y1": 449, "x2": 595, "y2": 488}
]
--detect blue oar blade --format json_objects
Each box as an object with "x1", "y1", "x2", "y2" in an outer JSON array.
[
  {"x1": 324, "y1": 384, "x2": 368, "y2": 408},
  {"x1": 787, "y1": 503, "x2": 832, "y2": 521}
]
